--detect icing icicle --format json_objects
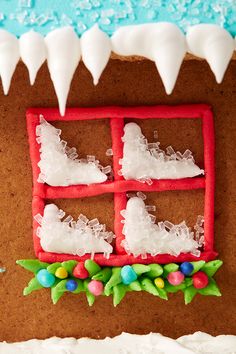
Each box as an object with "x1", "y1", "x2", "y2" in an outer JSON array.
[
  {"x1": 111, "y1": 23, "x2": 186, "y2": 94},
  {"x1": 186, "y1": 24, "x2": 234, "y2": 83},
  {"x1": 19, "y1": 31, "x2": 46, "y2": 85},
  {"x1": 0, "y1": 23, "x2": 234, "y2": 109},
  {"x1": 45, "y1": 27, "x2": 81, "y2": 116},
  {"x1": 0, "y1": 30, "x2": 19, "y2": 95},
  {"x1": 81, "y1": 24, "x2": 111, "y2": 85}
]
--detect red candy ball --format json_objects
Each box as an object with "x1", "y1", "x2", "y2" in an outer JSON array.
[
  {"x1": 73, "y1": 262, "x2": 89, "y2": 279},
  {"x1": 167, "y1": 271, "x2": 185, "y2": 286},
  {"x1": 193, "y1": 271, "x2": 209, "y2": 289}
]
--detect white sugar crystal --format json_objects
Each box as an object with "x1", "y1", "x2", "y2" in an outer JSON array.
[
  {"x1": 18, "y1": 0, "x2": 32, "y2": 8},
  {"x1": 136, "y1": 191, "x2": 147, "y2": 200},
  {"x1": 37, "y1": 204, "x2": 114, "y2": 257},
  {"x1": 102, "y1": 165, "x2": 112, "y2": 174},
  {"x1": 145, "y1": 205, "x2": 156, "y2": 212},
  {"x1": 0, "y1": 266, "x2": 6, "y2": 273},
  {"x1": 88, "y1": 218, "x2": 99, "y2": 227},
  {"x1": 36, "y1": 226, "x2": 41, "y2": 237},
  {"x1": 58, "y1": 209, "x2": 65, "y2": 219},
  {"x1": 196, "y1": 215, "x2": 204, "y2": 225},
  {"x1": 126, "y1": 192, "x2": 136, "y2": 199},
  {"x1": 164, "y1": 220, "x2": 174, "y2": 230},
  {"x1": 166, "y1": 145, "x2": 175, "y2": 156},
  {"x1": 70, "y1": 221, "x2": 77, "y2": 229},
  {"x1": 34, "y1": 213, "x2": 43, "y2": 225},
  {"x1": 120, "y1": 209, "x2": 126, "y2": 218},
  {"x1": 122, "y1": 197, "x2": 202, "y2": 257},
  {"x1": 106, "y1": 148, "x2": 113, "y2": 156},
  {"x1": 153, "y1": 130, "x2": 158, "y2": 139},
  {"x1": 87, "y1": 155, "x2": 96, "y2": 162},
  {"x1": 78, "y1": 214, "x2": 88, "y2": 224},
  {"x1": 176, "y1": 151, "x2": 183, "y2": 160},
  {"x1": 194, "y1": 215, "x2": 204, "y2": 245},
  {"x1": 148, "y1": 214, "x2": 156, "y2": 223},
  {"x1": 183, "y1": 149, "x2": 193, "y2": 160},
  {"x1": 120, "y1": 123, "x2": 204, "y2": 181},
  {"x1": 36, "y1": 116, "x2": 107, "y2": 186},
  {"x1": 63, "y1": 215, "x2": 73, "y2": 224},
  {"x1": 148, "y1": 142, "x2": 159, "y2": 149},
  {"x1": 145, "y1": 178, "x2": 153, "y2": 186}
]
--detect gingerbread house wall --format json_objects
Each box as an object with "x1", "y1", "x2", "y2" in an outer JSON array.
[{"x1": 0, "y1": 59, "x2": 235, "y2": 341}]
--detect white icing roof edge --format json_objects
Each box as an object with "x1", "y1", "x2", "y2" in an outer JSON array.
[
  {"x1": 0, "y1": 332, "x2": 236, "y2": 354},
  {"x1": 0, "y1": 23, "x2": 235, "y2": 116}
]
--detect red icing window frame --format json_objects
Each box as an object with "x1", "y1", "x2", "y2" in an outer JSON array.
[{"x1": 27, "y1": 105, "x2": 217, "y2": 266}]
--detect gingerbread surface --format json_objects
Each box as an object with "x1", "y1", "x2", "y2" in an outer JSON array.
[{"x1": 0, "y1": 59, "x2": 235, "y2": 341}]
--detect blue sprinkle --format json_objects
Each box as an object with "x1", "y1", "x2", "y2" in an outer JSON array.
[
  {"x1": 180, "y1": 262, "x2": 194, "y2": 276},
  {"x1": 66, "y1": 279, "x2": 78, "y2": 292},
  {"x1": 121, "y1": 265, "x2": 137, "y2": 285},
  {"x1": 0, "y1": 0, "x2": 235, "y2": 37},
  {"x1": 37, "y1": 269, "x2": 55, "y2": 288}
]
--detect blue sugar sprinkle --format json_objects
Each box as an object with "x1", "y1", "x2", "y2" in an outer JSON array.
[{"x1": 0, "y1": 0, "x2": 235, "y2": 37}]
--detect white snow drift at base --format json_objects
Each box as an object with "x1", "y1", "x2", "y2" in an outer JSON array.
[
  {"x1": 36, "y1": 116, "x2": 109, "y2": 186},
  {"x1": 35, "y1": 204, "x2": 114, "y2": 257},
  {"x1": 120, "y1": 122, "x2": 204, "y2": 181},
  {"x1": 121, "y1": 197, "x2": 203, "y2": 257},
  {"x1": 1, "y1": 332, "x2": 236, "y2": 354}
]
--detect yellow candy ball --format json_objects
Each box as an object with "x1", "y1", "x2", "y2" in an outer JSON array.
[
  {"x1": 55, "y1": 267, "x2": 68, "y2": 279},
  {"x1": 154, "y1": 277, "x2": 165, "y2": 289}
]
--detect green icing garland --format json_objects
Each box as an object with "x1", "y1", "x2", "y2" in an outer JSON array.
[{"x1": 16, "y1": 259, "x2": 223, "y2": 306}]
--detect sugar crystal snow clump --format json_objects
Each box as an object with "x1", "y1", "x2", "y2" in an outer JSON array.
[
  {"x1": 0, "y1": 265, "x2": 6, "y2": 273},
  {"x1": 120, "y1": 122, "x2": 204, "y2": 181},
  {"x1": 35, "y1": 204, "x2": 115, "y2": 258},
  {"x1": 36, "y1": 115, "x2": 110, "y2": 186},
  {"x1": 121, "y1": 197, "x2": 204, "y2": 257}
]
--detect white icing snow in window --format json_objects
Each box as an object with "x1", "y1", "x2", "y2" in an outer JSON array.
[
  {"x1": 36, "y1": 115, "x2": 109, "y2": 186},
  {"x1": 120, "y1": 122, "x2": 204, "y2": 181},
  {"x1": 35, "y1": 204, "x2": 115, "y2": 258},
  {"x1": 121, "y1": 196, "x2": 204, "y2": 257}
]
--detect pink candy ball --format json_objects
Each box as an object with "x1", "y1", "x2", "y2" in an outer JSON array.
[
  {"x1": 167, "y1": 271, "x2": 185, "y2": 286},
  {"x1": 88, "y1": 280, "x2": 104, "y2": 296}
]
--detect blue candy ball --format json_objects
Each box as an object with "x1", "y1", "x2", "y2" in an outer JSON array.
[
  {"x1": 37, "y1": 269, "x2": 55, "y2": 288},
  {"x1": 121, "y1": 265, "x2": 137, "y2": 285},
  {"x1": 180, "y1": 262, "x2": 194, "y2": 276},
  {"x1": 66, "y1": 279, "x2": 78, "y2": 292}
]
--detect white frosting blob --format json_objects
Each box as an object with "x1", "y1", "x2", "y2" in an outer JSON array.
[
  {"x1": 38, "y1": 203, "x2": 113, "y2": 256},
  {"x1": 37, "y1": 116, "x2": 107, "y2": 186},
  {"x1": 178, "y1": 331, "x2": 236, "y2": 353},
  {"x1": 186, "y1": 24, "x2": 234, "y2": 83},
  {"x1": 111, "y1": 23, "x2": 186, "y2": 94},
  {"x1": 45, "y1": 26, "x2": 81, "y2": 116},
  {"x1": 0, "y1": 332, "x2": 236, "y2": 354},
  {"x1": 20, "y1": 31, "x2": 46, "y2": 85},
  {"x1": 0, "y1": 29, "x2": 19, "y2": 94},
  {"x1": 81, "y1": 24, "x2": 111, "y2": 85},
  {"x1": 122, "y1": 197, "x2": 201, "y2": 257},
  {"x1": 121, "y1": 122, "x2": 204, "y2": 180}
]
